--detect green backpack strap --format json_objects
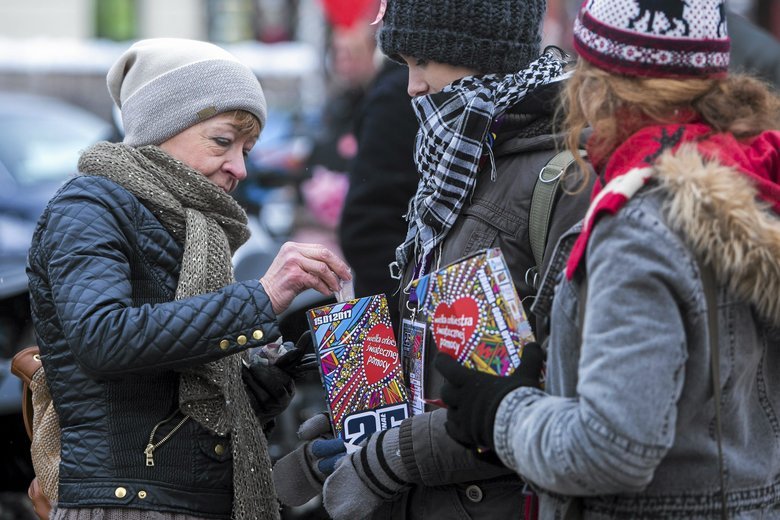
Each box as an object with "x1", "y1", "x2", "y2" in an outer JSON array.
[{"x1": 527, "y1": 149, "x2": 586, "y2": 289}]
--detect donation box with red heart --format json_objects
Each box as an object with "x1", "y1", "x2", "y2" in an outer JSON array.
[
  {"x1": 418, "y1": 248, "x2": 535, "y2": 379},
  {"x1": 307, "y1": 294, "x2": 410, "y2": 452}
]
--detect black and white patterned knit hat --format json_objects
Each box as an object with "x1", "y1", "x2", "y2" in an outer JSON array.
[
  {"x1": 573, "y1": 0, "x2": 730, "y2": 78},
  {"x1": 108, "y1": 38, "x2": 267, "y2": 147},
  {"x1": 377, "y1": 0, "x2": 546, "y2": 74}
]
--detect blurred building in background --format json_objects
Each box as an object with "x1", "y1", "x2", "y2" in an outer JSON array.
[
  {"x1": 0, "y1": 0, "x2": 328, "y2": 122},
  {"x1": 0, "y1": 0, "x2": 776, "y2": 182},
  {"x1": 0, "y1": 0, "x2": 313, "y2": 43}
]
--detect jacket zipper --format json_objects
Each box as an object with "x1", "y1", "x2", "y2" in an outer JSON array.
[{"x1": 144, "y1": 410, "x2": 190, "y2": 467}]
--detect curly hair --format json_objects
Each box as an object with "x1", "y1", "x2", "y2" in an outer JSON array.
[{"x1": 562, "y1": 60, "x2": 780, "y2": 184}]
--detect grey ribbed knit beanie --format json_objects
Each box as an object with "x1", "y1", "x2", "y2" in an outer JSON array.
[
  {"x1": 378, "y1": 0, "x2": 546, "y2": 74},
  {"x1": 108, "y1": 38, "x2": 267, "y2": 147}
]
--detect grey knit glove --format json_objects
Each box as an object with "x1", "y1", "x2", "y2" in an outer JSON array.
[
  {"x1": 322, "y1": 426, "x2": 410, "y2": 520},
  {"x1": 272, "y1": 413, "x2": 347, "y2": 506}
]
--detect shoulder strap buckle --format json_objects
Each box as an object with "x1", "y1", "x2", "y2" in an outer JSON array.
[{"x1": 529, "y1": 149, "x2": 587, "y2": 270}]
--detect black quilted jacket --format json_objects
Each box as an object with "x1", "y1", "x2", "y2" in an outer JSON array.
[{"x1": 26, "y1": 175, "x2": 280, "y2": 517}]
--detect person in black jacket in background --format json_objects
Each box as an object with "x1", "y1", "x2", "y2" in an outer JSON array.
[
  {"x1": 296, "y1": 19, "x2": 379, "y2": 256},
  {"x1": 338, "y1": 58, "x2": 419, "y2": 324}
]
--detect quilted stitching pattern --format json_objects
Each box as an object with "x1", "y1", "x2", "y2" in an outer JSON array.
[{"x1": 27, "y1": 175, "x2": 279, "y2": 510}]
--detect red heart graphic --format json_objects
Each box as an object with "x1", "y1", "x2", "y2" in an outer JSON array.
[
  {"x1": 431, "y1": 297, "x2": 479, "y2": 360},
  {"x1": 362, "y1": 323, "x2": 399, "y2": 386}
]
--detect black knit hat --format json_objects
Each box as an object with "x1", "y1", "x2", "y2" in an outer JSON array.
[{"x1": 377, "y1": 0, "x2": 546, "y2": 74}]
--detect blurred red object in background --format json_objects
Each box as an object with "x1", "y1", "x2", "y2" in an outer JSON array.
[{"x1": 320, "y1": 0, "x2": 379, "y2": 28}]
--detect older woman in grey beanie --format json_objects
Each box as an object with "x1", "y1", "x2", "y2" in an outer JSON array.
[{"x1": 26, "y1": 38, "x2": 350, "y2": 520}]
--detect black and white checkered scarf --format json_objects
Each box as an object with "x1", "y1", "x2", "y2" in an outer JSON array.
[{"x1": 392, "y1": 52, "x2": 566, "y2": 277}]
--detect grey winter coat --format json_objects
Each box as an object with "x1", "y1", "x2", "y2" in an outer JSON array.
[
  {"x1": 383, "y1": 110, "x2": 592, "y2": 518},
  {"x1": 494, "y1": 146, "x2": 780, "y2": 518}
]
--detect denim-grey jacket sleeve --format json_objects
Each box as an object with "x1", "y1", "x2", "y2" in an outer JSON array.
[{"x1": 492, "y1": 195, "x2": 700, "y2": 496}]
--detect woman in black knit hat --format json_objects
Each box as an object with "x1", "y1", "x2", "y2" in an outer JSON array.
[{"x1": 272, "y1": 1, "x2": 592, "y2": 518}]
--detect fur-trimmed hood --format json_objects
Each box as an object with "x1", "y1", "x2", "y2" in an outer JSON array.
[{"x1": 656, "y1": 144, "x2": 780, "y2": 325}]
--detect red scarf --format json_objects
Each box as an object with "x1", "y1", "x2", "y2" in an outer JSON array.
[{"x1": 566, "y1": 123, "x2": 780, "y2": 279}]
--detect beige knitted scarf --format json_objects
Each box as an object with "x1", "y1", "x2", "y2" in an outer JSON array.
[{"x1": 78, "y1": 142, "x2": 279, "y2": 520}]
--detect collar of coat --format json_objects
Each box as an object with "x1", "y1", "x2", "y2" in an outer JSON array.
[
  {"x1": 657, "y1": 144, "x2": 780, "y2": 326},
  {"x1": 566, "y1": 125, "x2": 780, "y2": 326}
]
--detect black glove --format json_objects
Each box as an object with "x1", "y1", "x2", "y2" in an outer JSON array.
[
  {"x1": 242, "y1": 358, "x2": 295, "y2": 426},
  {"x1": 275, "y1": 330, "x2": 319, "y2": 379},
  {"x1": 435, "y1": 341, "x2": 545, "y2": 451},
  {"x1": 241, "y1": 331, "x2": 319, "y2": 426}
]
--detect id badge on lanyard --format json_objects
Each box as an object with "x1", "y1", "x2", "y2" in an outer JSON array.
[
  {"x1": 400, "y1": 315, "x2": 426, "y2": 416},
  {"x1": 400, "y1": 269, "x2": 430, "y2": 416}
]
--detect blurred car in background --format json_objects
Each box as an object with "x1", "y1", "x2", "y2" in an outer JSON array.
[{"x1": 0, "y1": 92, "x2": 115, "y2": 491}]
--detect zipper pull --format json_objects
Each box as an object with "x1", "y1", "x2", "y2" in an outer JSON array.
[{"x1": 144, "y1": 444, "x2": 155, "y2": 467}]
